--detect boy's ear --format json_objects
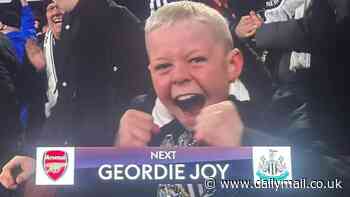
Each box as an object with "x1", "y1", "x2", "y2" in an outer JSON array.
[{"x1": 227, "y1": 48, "x2": 243, "y2": 81}]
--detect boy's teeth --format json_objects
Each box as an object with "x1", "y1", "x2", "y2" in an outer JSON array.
[{"x1": 176, "y1": 95, "x2": 195, "y2": 101}]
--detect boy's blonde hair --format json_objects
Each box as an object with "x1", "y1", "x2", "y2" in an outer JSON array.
[{"x1": 145, "y1": 1, "x2": 233, "y2": 51}]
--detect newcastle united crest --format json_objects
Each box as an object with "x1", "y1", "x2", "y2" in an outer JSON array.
[
  {"x1": 256, "y1": 149, "x2": 289, "y2": 181},
  {"x1": 253, "y1": 147, "x2": 292, "y2": 182}
]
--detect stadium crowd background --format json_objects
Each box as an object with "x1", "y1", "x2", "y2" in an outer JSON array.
[{"x1": 0, "y1": 0, "x2": 349, "y2": 196}]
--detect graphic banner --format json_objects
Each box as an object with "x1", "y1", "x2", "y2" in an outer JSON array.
[{"x1": 36, "y1": 147, "x2": 292, "y2": 186}]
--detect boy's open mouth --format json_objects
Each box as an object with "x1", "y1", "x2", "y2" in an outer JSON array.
[{"x1": 174, "y1": 94, "x2": 205, "y2": 114}]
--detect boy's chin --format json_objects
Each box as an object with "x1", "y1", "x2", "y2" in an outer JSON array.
[{"x1": 176, "y1": 111, "x2": 198, "y2": 129}]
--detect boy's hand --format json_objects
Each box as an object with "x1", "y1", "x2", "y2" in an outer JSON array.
[
  {"x1": 116, "y1": 110, "x2": 161, "y2": 147},
  {"x1": 193, "y1": 101, "x2": 244, "y2": 147},
  {"x1": 0, "y1": 156, "x2": 35, "y2": 190}
]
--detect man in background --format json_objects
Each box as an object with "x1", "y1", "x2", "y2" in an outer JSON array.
[
  {"x1": 0, "y1": 33, "x2": 22, "y2": 197},
  {"x1": 1, "y1": 0, "x2": 150, "y2": 196}
]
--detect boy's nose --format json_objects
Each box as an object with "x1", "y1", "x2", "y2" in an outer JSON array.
[{"x1": 171, "y1": 63, "x2": 191, "y2": 85}]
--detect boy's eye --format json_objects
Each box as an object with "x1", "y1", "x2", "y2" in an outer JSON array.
[
  {"x1": 190, "y1": 57, "x2": 207, "y2": 64},
  {"x1": 154, "y1": 63, "x2": 172, "y2": 71}
]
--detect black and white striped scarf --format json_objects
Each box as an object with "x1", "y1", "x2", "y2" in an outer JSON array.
[
  {"x1": 149, "y1": 0, "x2": 169, "y2": 14},
  {"x1": 149, "y1": 0, "x2": 193, "y2": 14},
  {"x1": 43, "y1": 30, "x2": 58, "y2": 118},
  {"x1": 264, "y1": 0, "x2": 312, "y2": 71}
]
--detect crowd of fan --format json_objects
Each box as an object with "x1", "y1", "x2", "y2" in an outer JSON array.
[{"x1": 0, "y1": 0, "x2": 349, "y2": 196}]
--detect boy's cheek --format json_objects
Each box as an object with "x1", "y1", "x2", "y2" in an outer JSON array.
[{"x1": 154, "y1": 78, "x2": 172, "y2": 96}]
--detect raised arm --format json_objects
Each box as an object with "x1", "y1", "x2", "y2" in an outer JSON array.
[
  {"x1": 19, "y1": 0, "x2": 36, "y2": 39},
  {"x1": 25, "y1": 39, "x2": 46, "y2": 71}
]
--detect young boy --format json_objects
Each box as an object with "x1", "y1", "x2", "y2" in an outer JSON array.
[
  {"x1": 114, "y1": 2, "x2": 252, "y2": 196},
  {"x1": 117, "y1": 1, "x2": 246, "y2": 149}
]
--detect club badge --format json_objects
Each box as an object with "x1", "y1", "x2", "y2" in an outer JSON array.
[
  {"x1": 253, "y1": 147, "x2": 292, "y2": 182},
  {"x1": 256, "y1": 149, "x2": 289, "y2": 181},
  {"x1": 43, "y1": 150, "x2": 68, "y2": 181}
]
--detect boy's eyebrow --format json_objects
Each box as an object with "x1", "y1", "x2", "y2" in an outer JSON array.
[
  {"x1": 150, "y1": 57, "x2": 172, "y2": 63},
  {"x1": 184, "y1": 49, "x2": 206, "y2": 59},
  {"x1": 150, "y1": 48, "x2": 207, "y2": 63}
]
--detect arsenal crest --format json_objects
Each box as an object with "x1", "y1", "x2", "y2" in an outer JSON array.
[{"x1": 43, "y1": 150, "x2": 68, "y2": 181}]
